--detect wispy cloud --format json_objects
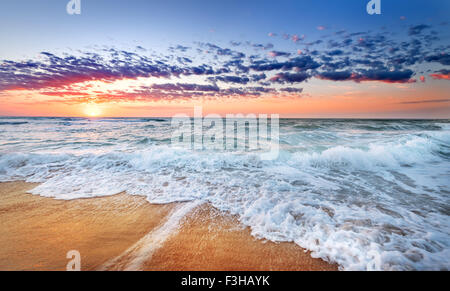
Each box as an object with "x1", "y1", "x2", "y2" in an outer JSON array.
[{"x1": 399, "y1": 99, "x2": 450, "y2": 104}]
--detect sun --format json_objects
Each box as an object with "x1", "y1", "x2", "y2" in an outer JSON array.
[{"x1": 84, "y1": 104, "x2": 102, "y2": 117}]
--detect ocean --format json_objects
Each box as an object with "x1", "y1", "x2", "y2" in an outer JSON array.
[{"x1": 0, "y1": 117, "x2": 449, "y2": 270}]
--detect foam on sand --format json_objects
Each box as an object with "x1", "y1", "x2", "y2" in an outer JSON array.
[
  {"x1": 99, "y1": 201, "x2": 202, "y2": 271},
  {"x1": 0, "y1": 182, "x2": 335, "y2": 271}
]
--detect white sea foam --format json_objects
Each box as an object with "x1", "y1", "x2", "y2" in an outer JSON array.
[
  {"x1": 0, "y1": 118, "x2": 449, "y2": 270},
  {"x1": 99, "y1": 201, "x2": 202, "y2": 271}
]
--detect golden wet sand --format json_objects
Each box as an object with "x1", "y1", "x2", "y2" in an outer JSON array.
[
  {"x1": 0, "y1": 182, "x2": 175, "y2": 271},
  {"x1": 145, "y1": 204, "x2": 338, "y2": 271},
  {"x1": 0, "y1": 181, "x2": 338, "y2": 271}
]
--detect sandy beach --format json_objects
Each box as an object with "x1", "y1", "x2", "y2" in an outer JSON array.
[{"x1": 0, "y1": 181, "x2": 337, "y2": 271}]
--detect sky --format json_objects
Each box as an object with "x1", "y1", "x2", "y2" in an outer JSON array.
[{"x1": 0, "y1": 0, "x2": 449, "y2": 118}]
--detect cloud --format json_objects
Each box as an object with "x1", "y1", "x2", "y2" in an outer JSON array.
[
  {"x1": 150, "y1": 83, "x2": 220, "y2": 92},
  {"x1": 429, "y1": 69, "x2": 450, "y2": 80},
  {"x1": 209, "y1": 75, "x2": 250, "y2": 84},
  {"x1": 0, "y1": 50, "x2": 188, "y2": 91},
  {"x1": 169, "y1": 45, "x2": 190, "y2": 52},
  {"x1": 327, "y1": 49, "x2": 344, "y2": 56},
  {"x1": 317, "y1": 69, "x2": 416, "y2": 83},
  {"x1": 270, "y1": 72, "x2": 310, "y2": 83},
  {"x1": 399, "y1": 99, "x2": 450, "y2": 104},
  {"x1": 250, "y1": 73, "x2": 267, "y2": 82},
  {"x1": 40, "y1": 91, "x2": 92, "y2": 97},
  {"x1": 279, "y1": 87, "x2": 303, "y2": 93},
  {"x1": 0, "y1": 21, "x2": 447, "y2": 104},
  {"x1": 250, "y1": 56, "x2": 321, "y2": 72},
  {"x1": 425, "y1": 53, "x2": 450, "y2": 66},
  {"x1": 136, "y1": 46, "x2": 146, "y2": 52},
  {"x1": 316, "y1": 71, "x2": 353, "y2": 81},
  {"x1": 251, "y1": 43, "x2": 274, "y2": 50},
  {"x1": 291, "y1": 34, "x2": 304, "y2": 43},
  {"x1": 199, "y1": 43, "x2": 245, "y2": 58},
  {"x1": 268, "y1": 51, "x2": 291, "y2": 58},
  {"x1": 408, "y1": 24, "x2": 431, "y2": 36},
  {"x1": 353, "y1": 69, "x2": 416, "y2": 83}
]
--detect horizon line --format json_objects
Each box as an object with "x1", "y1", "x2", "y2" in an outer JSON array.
[{"x1": 0, "y1": 115, "x2": 449, "y2": 121}]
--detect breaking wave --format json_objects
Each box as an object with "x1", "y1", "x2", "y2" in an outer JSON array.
[{"x1": 0, "y1": 118, "x2": 449, "y2": 270}]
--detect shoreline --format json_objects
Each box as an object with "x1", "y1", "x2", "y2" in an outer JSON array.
[{"x1": 0, "y1": 181, "x2": 338, "y2": 271}]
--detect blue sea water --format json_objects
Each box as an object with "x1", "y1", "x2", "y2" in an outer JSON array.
[{"x1": 0, "y1": 117, "x2": 449, "y2": 270}]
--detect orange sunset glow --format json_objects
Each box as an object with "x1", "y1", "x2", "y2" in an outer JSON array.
[{"x1": 1, "y1": 77, "x2": 448, "y2": 118}]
